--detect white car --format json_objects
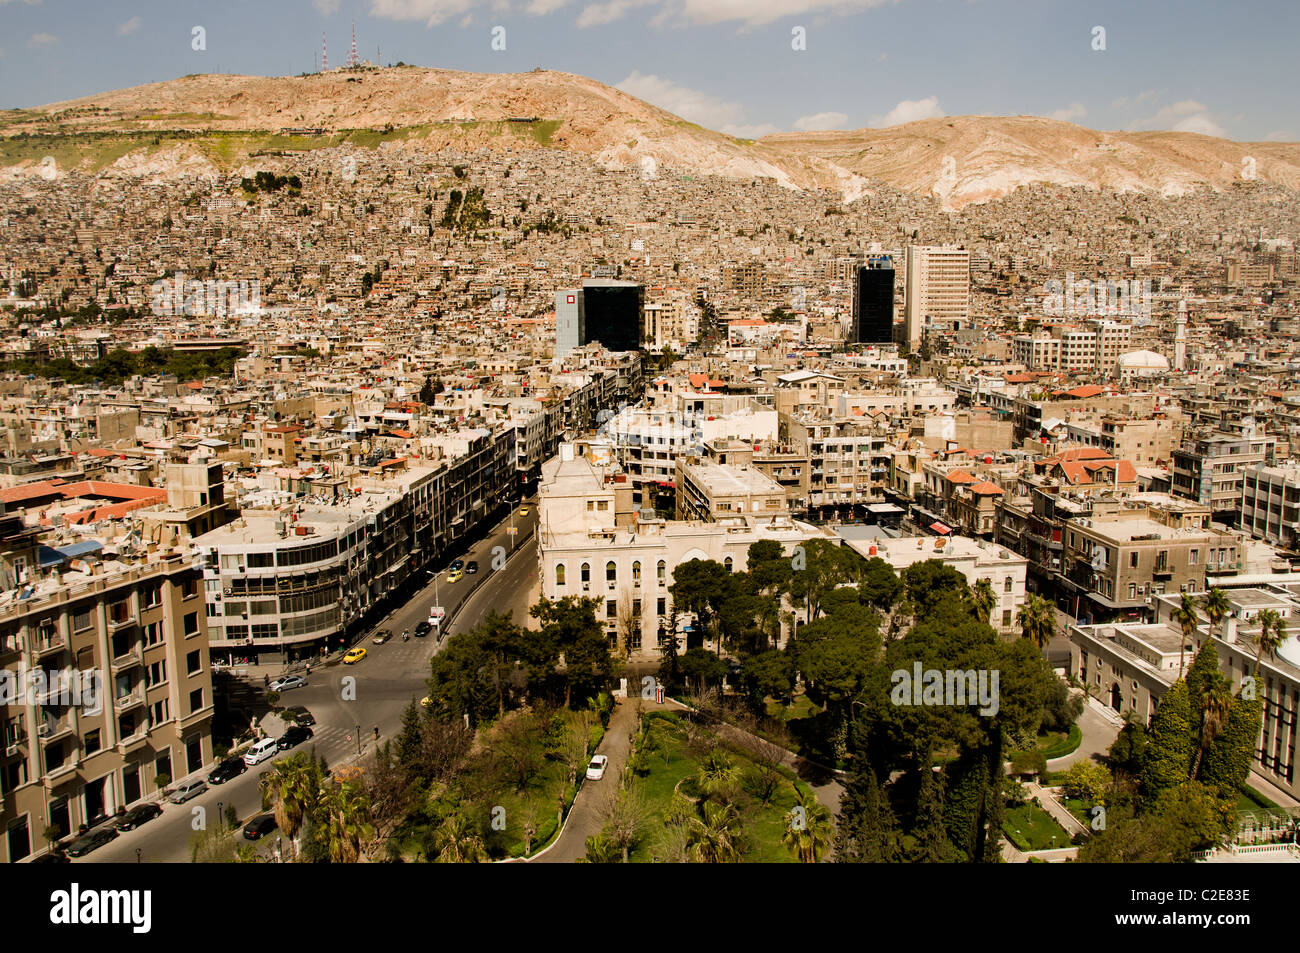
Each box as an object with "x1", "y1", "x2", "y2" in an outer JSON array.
[
  {"x1": 585, "y1": 755, "x2": 609, "y2": 781},
  {"x1": 268, "y1": 675, "x2": 306, "y2": 692}
]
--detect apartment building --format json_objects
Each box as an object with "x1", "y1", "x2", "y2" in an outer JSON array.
[
  {"x1": 1241, "y1": 462, "x2": 1300, "y2": 553},
  {"x1": 675, "y1": 459, "x2": 787, "y2": 522},
  {"x1": 1059, "y1": 502, "x2": 1240, "y2": 621},
  {"x1": 904, "y1": 245, "x2": 970, "y2": 348},
  {"x1": 1172, "y1": 431, "x2": 1276, "y2": 525},
  {"x1": 0, "y1": 527, "x2": 213, "y2": 862}
]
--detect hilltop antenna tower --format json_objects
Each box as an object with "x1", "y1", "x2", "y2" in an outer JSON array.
[
  {"x1": 348, "y1": 20, "x2": 359, "y2": 68},
  {"x1": 322, "y1": 32, "x2": 328, "y2": 72}
]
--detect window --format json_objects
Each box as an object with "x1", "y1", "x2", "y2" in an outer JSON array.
[
  {"x1": 632, "y1": 561, "x2": 641, "y2": 586},
  {"x1": 149, "y1": 699, "x2": 168, "y2": 726},
  {"x1": 189, "y1": 688, "x2": 204, "y2": 712},
  {"x1": 84, "y1": 729, "x2": 101, "y2": 755},
  {"x1": 724, "y1": 557, "x2": 734, "y2": 573},
  {"x1": 183, "y1": 612, "x2": 198, "y2": 637},
  {"x1": 606, "y1": 561, "x2": 617, "y2": 584},
  {"x1": 181, "y1": 578, "x2": 198, "y2": 599},
  {"x1": 1004, "y1": 577, "x2": 1012, "y2": 593},
  {"x1": 186, "y1": 650, "x2": 202, "y2": 676},
  {"x1": 587, "y1": 501, "x2": 594, "y2": 511},
  {"x1": 146, "y1": 660, "x2": 166, "y2": 688},
  {"x1": 555, "y1": 564, "x2": 566, "y2": 587},
  {"x1": 143, "y1": 583, "x2": 162, "y2": 607},
  {"x1": 143, "y1": 622, "x2": 163, "y2": 647},
  {"x1": 597, "y1": 501, "x2": 609, "y2": 511},
  {"x1": 1129, "y1": 552, "x2": 1138, "y2": 568},
  {"x1": 657, "y1": 597, "x2": 666, "y2": 616},
  {"x1": 1190, "y1": 549, "x2": 1199, "y2": 565},
  {"x1": 1002, "y1": 610, "x2": 1011, "y2": 627},
  {"x1": 1129, "y1": 583, "x2": 1137, "y2": 599},
  {"x1": 72, "y1": 608, "x2": 93, "y2": 632},
  {"x1": 606, "y1": 600, "x2": 617, "y2": 620},
  {"x1": 657, "y1": 560, "x2": 666, "y2": 585}
]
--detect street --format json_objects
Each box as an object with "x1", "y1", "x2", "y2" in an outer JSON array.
[{"x1": 80, "y1": 501, "x2": 539, "y2": 864}]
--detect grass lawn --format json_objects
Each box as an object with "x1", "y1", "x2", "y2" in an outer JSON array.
[
  {"x1": 764, "y1": 694, "x2": 819, "y2": 722},
  {"x1": 1060, "y1": 797, "x2": 1096, "y2": 828},
  {"x1": 627, "y1": 714, "x2": 816, "y2": 863},
  {"x1": 1003, "y1": 803, "x2": 1073, "y2": 851}
]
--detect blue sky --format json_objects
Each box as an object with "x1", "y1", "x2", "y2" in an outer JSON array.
[{"x1": 1, "y1": 0, "x2": 1296, "y2": 141}]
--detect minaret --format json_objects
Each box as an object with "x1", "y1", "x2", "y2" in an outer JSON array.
[
  {"x1": 321, "y1": 32, "x2": 328, "y2": 72},
  {"x1": 1174, "y1": 300, "x2": 1187, "y2": 372}
]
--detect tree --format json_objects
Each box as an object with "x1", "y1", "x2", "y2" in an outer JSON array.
[
  {"x1": 972, "y1": 578, "x2": 996, "y2": 625},
  {"x1": 835, "y1": 755, "x2": 901, "y2": 862},
  {"x1": 1015, "y1": 593, "x2": 1056, "y2": 651},
  {"x1": 259, "y1": 752, "x2": 324, "y2": 858},
  {"x1": 680, "y1": 647, "x2": 727, "y2": 696},
  {"x1": 685, "y1": 801, "x2": 743, "y2": 863},
  {"x1": 670, "y1": 559, "x2": 734, "y2": 654},
  {"x1": 1190, "y1": 679, "x2": 1234, "y2": 781},
  {"x1": 1172, "y1": 593, "x2": 1201, "y2": 677},
  {"x1": 419, "y1": 375, "x2": 442, "y2": 405},
  {"x1": 599, "y1": 783, "x2": 653, "y2": 862},
  {"x1": 858, "y1": 557, "x2": 902, "y2": 612},
  {"x1": 1200, "y1": 587, "x2": 1231, "y2": 643},
  {"x1": 1139, "y1": 679, "x2": 1193, "y2": 800},
  {"x1": 783, "y1": 787, "x2": 833, "y2": 863},
  {"x1": 432, "y1": 812, "x2": 488, "y2": 863},
  {"x1": 1060, "y1": 760, "x2": 1113, "y2": 804},
  {"x1": 901, "y1": 560, "x2": 970, "y2": 620},
  {"x1": 908, "y1": 765, "x2": 957, "y2": 862},
  {"x1": 319, "y1": 780, "x2": 372, "y2": 863},
  {"x1": 531, "y1": 596, "x2": 611, "y2": 708},
  {"x1": 1199, "y1": 691, "x2": 1261, "y2": 798},
  {"x1": 1251, "y1": 608, "x2": 1286, "y2": 676}
]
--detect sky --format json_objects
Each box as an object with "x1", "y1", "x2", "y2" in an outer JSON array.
[{"x1": 1, "y1": 0, "x2": 1296, "y2": 142}]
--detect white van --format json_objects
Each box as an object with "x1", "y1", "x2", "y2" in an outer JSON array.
[{"x1": 243, "y1": 738, "x2": 279, "y2": 766}]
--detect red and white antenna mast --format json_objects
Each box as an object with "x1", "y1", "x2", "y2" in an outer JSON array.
[
  {"x1": 321, "y1": 32, "x2": 328, "y2": 72},
  {"x1": 348, "y1": 20, "x2": 359, "y2": 67}
]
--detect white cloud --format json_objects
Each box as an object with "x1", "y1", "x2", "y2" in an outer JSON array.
[
  {"x1": 367, "y1": 0, "x2": 480, "y2": 26},
  {"x1": 724, "y1": 123, "x2": 780, "y2": 138},
  {"x1": 0, "y1": 0, "x2": 43, "y2": 5},
  {"x1": 116, "y1": 16, "x2": 142, "y2": 36},
  {"x1": 1265, "y1": 130, "x2": 1297, "y2": 142},
  {"x1": 314, "y1": 0, "x2": 342, "y2": 14},
  {"x1": 577, "y1": 0, "x2": 656, "y2": 27},
  {"x1": 1131, "y1": 99, "x2": 1225, "y2": 138},
  {"x1": 615, "y1": 71, "x2": 777, "y2": 137},
  {"x1": 28, "y1": 32, "x2": 57, "y2": 47},
  {"x1": 1112, "y1": 89, "x2": 1158, "y2": 110},
  {"x1": 874, "y1": 96, "x2": 943, "y2": 127},
  {"x1": 1047, "y1": 103, "x2": 1086, "y2": 122},
  {"x1": 663, "y1": 0, "x2": 896, "y2": 27},
  {"x1": 794, "y1": 111, "x2": 848, "y2": 131},
  {"x1": 526, "y1": 0, "x2": 572, "y2": 13}
]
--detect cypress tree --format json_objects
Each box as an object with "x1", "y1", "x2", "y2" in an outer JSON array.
[
  {"x1": 1200, "y1": 693, "x2": 1263, "y2": 799},
  {"x1": 1140, "y1": 679, "x2": 1193, "y2": 801},
  {"x1": 942, "y1": 750, "x2": 987, "y2": 861},
  {"x1": 1185, "y1": 642, "x2": 1221, "y2": 723},
  {"x1": 908, "y1": 764, "x2": 957, "y2": 863}
]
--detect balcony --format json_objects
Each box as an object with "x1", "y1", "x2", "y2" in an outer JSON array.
[
  {"x1": 38, "y1": 718, "x2": 75, "y2": 743},
  {"x1": 108, "y1": 613, "x2": 136, "y2": 632},
  {"x1": 111, "y1": 646, "x2": 144, "y2": 673},
  {"x1": 33, "y1": 635, "x2": 66, "y2": 658},
  {"x1": 43, "y1": 758, "x2": 80, "y2": 789},
  {"x1": 116, "y1": 727, "x2": 150, "y2": 755},
  {"x1": 114, "y1": 689, "x2": 145, "y2": 711}
]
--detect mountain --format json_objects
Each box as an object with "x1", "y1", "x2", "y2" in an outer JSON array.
[{"x1": 5, "y1": 67, "x2": 1299, "y2": 205}]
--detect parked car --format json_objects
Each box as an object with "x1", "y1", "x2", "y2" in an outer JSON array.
[
  {"x1": 343, "y1": 646, "x2": 367, "y2": 664},
  {"x1": 30, "y1": 851, "x2": 70, "y2": 864},
  {"x1": 114, "y1": 803, "x2": 162, "y2": 831},
  {"x1": 277, "y1": 725, "x2": 314, "y2": 751},
  {"x1": 372, "y1": 629, "x2": 392, "y2": 645},
  {"x1": 208, "y1": 756, "x2": 247, "y2": 785},
  {"x1": 65, "y1": 827, "x2": 118, "y2": 858},
  {"x1": 269, "y1": 675, "x2": 306, "y2": 692},
  {"x1": 465, "y1": 560, "x2": 479, "y2": 575},
  {"x1": 414, "y1": 621, "x2": 432, "y2": 638},
  {"x1": 168, "y1": 778, "x2": 208, "y2": 804},
  {"x1": 242, "y1": 814, "x2": 277, "y2": 841},
  {"x1": 586, "y1": 754, "x2": 609, "y2": 781},
  {"x1": 243, "y1": 737, "x2": 279, "y2": 766},
  {"x1": 283, "y1": 705, "x2": 315, "y2": 726}
]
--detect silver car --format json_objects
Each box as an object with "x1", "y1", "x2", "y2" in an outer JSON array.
[{"x1": 168, "y1": 778, "x2": 208, "y2": 804}]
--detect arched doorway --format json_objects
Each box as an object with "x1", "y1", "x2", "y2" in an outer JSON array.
[{"x1": 1109, "y1": 682, "x2": 1123, "y2": 712}]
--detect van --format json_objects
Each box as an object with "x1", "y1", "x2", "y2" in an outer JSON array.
[{"x1": 243, "y1": 738, "x2": 279, "y2": 766}]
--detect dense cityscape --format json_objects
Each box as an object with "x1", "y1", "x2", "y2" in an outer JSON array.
[{"x1": 0, "y1": 4, "x2": 1296, "y2": 901}]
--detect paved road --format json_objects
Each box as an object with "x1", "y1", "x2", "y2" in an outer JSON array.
[{"x1": 78, "y1": 502, "x2": 538, "y2": 864}]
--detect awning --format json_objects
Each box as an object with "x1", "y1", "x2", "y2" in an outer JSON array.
[{"x1": 930, "y1": 522, "x2": 953, "y2": 536}]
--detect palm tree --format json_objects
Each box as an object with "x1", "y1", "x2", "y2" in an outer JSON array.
[
  {"x1": 972, "y1": 578, "x2": 996, "y2": 625},
  {"x1": 320, "y1": 780, "x2": 372, "y2": 863},
  {"x1": 433, "y1": 812, "x2": 488, "y2": 863},
  {"x1": 1190, "y1": 680, "x2": 1234, "y2": 780},
  {"x1": 1252, "y1": 609, "x2": 1287, "y2": 677},
  {"x1": 1172, "y1": 592, "x2": 1200, "y2": 677},
  {"x1": 259, "y1": 753, "x2": 319, "y2": 858},
  {"x1": 696, "y1": 749, "x2": 739, "y2": 804},
  {"x1": 1200, "y1": 587, "x2": 1231, "y2": 642},
  {"x1": 1016, "y1": 594, "x2": 1055, "y2": 651},
  {"x1": 686, "y1": 801, "x2": 742, "y2": 863},
  {"x1": 781, "y1": 787, "x2": 833, "y2": 863}
]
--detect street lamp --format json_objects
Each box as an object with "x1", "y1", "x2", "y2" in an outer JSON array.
[
  {"x1": 135, "y1": 848, "x2": 141, "y2": 864},
  {"x1": 355, "y1": 724, "x2": 361, "y2": 756},
  {"x1": 217, "y1": 802, "x2": 223, "y2": 831}
]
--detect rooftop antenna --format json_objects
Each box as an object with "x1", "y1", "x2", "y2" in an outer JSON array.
[
  {"x1": 322, "y1": 32, "x2": 328, "y2": 72},
  {"x1": 348, "y1": 20, "x2": 359, "y2": 68}
]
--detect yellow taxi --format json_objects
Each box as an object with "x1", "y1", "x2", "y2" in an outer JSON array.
[
  {"x1": 343, "y1": 646, "x2": 367, "y2": 664},
  {"x1": 518, "y1": 505, "x2": 531, "y2": 516},
  {"x1": 446, "y1": 568, "x2": 463, "y2": 583}
]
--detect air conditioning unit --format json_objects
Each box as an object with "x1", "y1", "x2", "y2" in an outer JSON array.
[{"x1": 223, "y1": 588, "x2": 232, "y2": 597}]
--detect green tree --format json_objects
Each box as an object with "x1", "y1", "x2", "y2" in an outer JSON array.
[
  {"x1": 1139, "y1": 679, "x2": 1193, "y2": 800},
  {"x1": 1172, "y1": 592, "x2": 1201, "y2": 677},
  {"x1": 908, "y1": 764, "x2": 957, "y2": 862},
  {"x1": 835, "y1": 755, "x2": 901, "y2": 862},
  {"x1": 1015, "y1": 593, "x2": 1056, "y2": 651},
  {"x1": 1199, "y1": 691, "x2": 1262, "y2": 798},
  {"x1": 1251, "y1": 608, "x2": 1286, "y2": 676},
  {"x1": 782, "y1": 787, "x2": 833, "y2": 863},
  {"x1": 972, "y1": 578, "x2": 996, "y2": 625},
  {"x1": 1060, "y1": 760, "x2": 1112, "y2": 804},
  {"x1": 1200, "y1": 587, "x2": 1231, "y2": 643}
]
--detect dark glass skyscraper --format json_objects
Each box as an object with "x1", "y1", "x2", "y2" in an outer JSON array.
[
  {"x1": 851, "y1": 257, "x2": 895, "y2": 344},
  {"x1": 582, "y1": 279, "x2": 644, "y2": 352}
]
